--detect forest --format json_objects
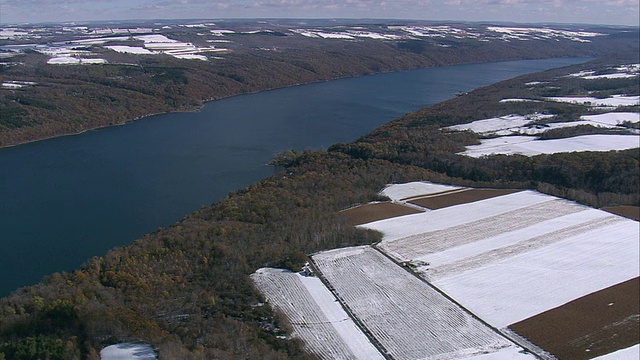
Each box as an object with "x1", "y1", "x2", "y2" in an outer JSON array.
[{"x1": 0, "y1": 21, "x2": 639, "y2": 360}]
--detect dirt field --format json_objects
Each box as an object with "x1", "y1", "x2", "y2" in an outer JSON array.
[
  {"x1": 400, "y1": 188, "x2": 466, "y2": 202},
  {"x1": 509, "y1": 277, "x2": 640, "y2": 360},
  {"x1": 601, "y1": 206, "x2": 640, "y2": 221},
  {"x1": 341, "y1": 203, "x2": 423, "y2": 226},
  {"x1": 407, "y1": 189, "x2": 522, "y2": 209}
]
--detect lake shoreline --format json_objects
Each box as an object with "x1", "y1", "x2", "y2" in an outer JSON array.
[
  {"x1": 0, "y1": 57, "x2": 595, "y2": 297},
  {"x1": 0, "y1": 56, "x2": 588, "y2": 150}
]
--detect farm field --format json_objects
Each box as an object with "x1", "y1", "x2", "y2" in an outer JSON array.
[
  {"x1": 339, "y1": 181, "x2": 485, "y2": 226},
  {"x1": 366, "y1": 190, "x2": 563, "y2": 259},
  {"x1": 340, "y1": 202, "x2": 423, "y2": 226},
  {"x1": 251, "y1": 268, "x2": 384, "y2": 360},
  {"x1": 100, "y1": 343, "x2": 156, "y2": 360},
  {"x1": 601, "y1": 205, "x2": 640, "y2": 221},
  {"x1": 459, "y1": 134, "x2": 640, "y2": 157},
  {"x1": 380, "y1": 182, "x2": 463, "y2": 201},
  {"x1": 509, "y1": 277, "x2": 639, "y2": 359},
  {"x1": 442, "y1": 60, "x2": 639, "y2": 158},
  {"x1": 311, "y1": 246, "x2": 532, "y2": 360},
  {"x1": 406, "y1": 188, "x2": 522, "y2": 210},
  {"x1": 358, "y1": 185, "x2": 639, "y2": 359},
  {"x1": 444, "y1": 112, "x2": 639, "y2": 137}
]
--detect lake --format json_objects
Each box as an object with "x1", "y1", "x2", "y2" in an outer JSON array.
[{"x1": 0, "y1": 57, "x2": 589, "y2": 296}]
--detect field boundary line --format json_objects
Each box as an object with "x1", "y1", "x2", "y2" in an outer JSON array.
[
  {"x1": 426, "y1": 215, "x2": 625, "y2": 281},
  {"x1": 382, "y1": 198, "x2": 585, "y2": 259},
  {"x1": 370, "y1": 244, "x2": 546, "y2": 360},
  {"x1": 307, "y1": 255, "x2": 393, "y2": 360},
  {"x1": 399, "y1": 188, "x2": 468, "y2": 202},
  {"x1": 501, "y1": 328, "x2": 558, "y2": 360}
]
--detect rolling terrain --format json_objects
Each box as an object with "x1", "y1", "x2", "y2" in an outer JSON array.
[
  {"x1": 1, "y1": 19, "x2": 638, "y2": 147},
  {"x1": 0, "y1": 19, "x2": 638, "y2": 359}
]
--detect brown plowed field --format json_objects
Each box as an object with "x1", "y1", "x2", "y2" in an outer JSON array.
[
  {"x1": 407, "y1": 188, "x2": 522, "y2": 209},
  {"x1": 341, "y1": 203, "x2": 423, "y2": 226},
  {"x1": 400, "y1": 188, "x2": 465, "y2": 202},
  {"x1": 601, "y1": 206, "x2": 640, "y2": 221},
  {"x1": 509, "y1": 277, "x2": 640, "y2": 360}
]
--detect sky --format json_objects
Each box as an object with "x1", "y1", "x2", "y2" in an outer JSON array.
[{"x1": 0, "y1": 0, "x2": 639, "y2": 26}]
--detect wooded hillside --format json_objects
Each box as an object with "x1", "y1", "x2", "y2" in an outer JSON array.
[{"x1": 1, "y1": 20, "x2": 638, "y2": 147}]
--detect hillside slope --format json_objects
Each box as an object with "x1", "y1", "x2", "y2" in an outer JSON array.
[{"x1": 1, "y1": 20, "x2": 638, "y2": 147}]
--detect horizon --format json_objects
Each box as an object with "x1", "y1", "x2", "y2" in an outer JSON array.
[
  {"x1": 2, "y1": 17, "x2": 640, "y2": 28},
  {"x1": 1, "y1": 0, "x2": 638, "y2": 27}
]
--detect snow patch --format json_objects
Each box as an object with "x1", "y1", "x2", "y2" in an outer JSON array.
[
  {"x1": 100, "y1": 343, "x2": 156, "y2": 360},
  {"x1": 460, "y1": 134, "x2": 639, "y2": 157},
  {"x1": 381, "y1": 181, "x2": 464, "y2": 201},
  {"x1": 106, "y1": 45, "x2": 156, "y2": 54},
  {"x1": 445, "y1": 114, "x2": 553, "y2": 135},
  {"x1": 545, "y1": 95, "x2": 640, "y2": 107}
]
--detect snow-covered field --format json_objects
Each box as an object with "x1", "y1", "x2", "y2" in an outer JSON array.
[
  {"x1": 445, "y1": 108, "x2": 639, "y2": 156},
  {"x1": 100, "y1": 343, "x2": 156, "y2": 360},
  {"x1": 486, "y1": 26, "x2": 602, "y2": 42},
  {"x1": 9, "y1": 31, "x2": 230, "y2": 65},
  {"x1": 251, "y1": 268, "x2": 383, "y2": 360},
  {"x1": 446, "y1": 112, "x2": 639, "y2": 137},
  {"x1": 592, "y1": 344, "x2": 640, "y2": 360},
  {"x1": 1, "y1": 80, "x2": 37, "y2": 89},
  {"x1": 445, "y1": 114, "x2": 554, "y2": 135},
  {"x1": 360, "y1": 190, "x2": 639, "y2": 329},
  {"x1": 380, "y1": 181, "x2": 463, "y2": 201},
  {"x1": 546, "y1": 95, "x2": 640, "y2": 107},
  {"x1": 105, "y1": 45, "x2": 156, "y2": 55},
  {"x1": 460, "y1": 134, "x2": 639, "y2": 157},
  {"x1": 311, "y1": 246, "x2": 532, "y2": 360},
  {"x1": 582, "y1": 112, "x2": 640, "y2": 126},
  {"x1": 254, "y1": 185, "x2": 637, "y2": 359},
  {"x1": 567, "y1": 64, "x2": 639, "y2": 80}
]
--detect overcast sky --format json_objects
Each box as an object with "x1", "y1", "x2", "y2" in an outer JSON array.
[{"x1": 1, "y1": 0, "x2": 638, "y2": 26}]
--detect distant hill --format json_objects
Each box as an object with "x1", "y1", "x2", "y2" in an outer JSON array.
[{"x1": 1, "y1": 19, "x2": 638, "y2": 147}]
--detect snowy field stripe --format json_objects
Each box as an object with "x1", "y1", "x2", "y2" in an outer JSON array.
[
  {"x1": 400, "y1": 187, "x2": 468, "y2": 202},
  {"x1": 433, "y1": 219, "x2": 640, "y2": 328},
  {"x1": 424, "y1": 214, "x2": 625, "y2": 281},
  {"x1": 461, "y1": 134, "x2": 640, "y2": 157},
  {"x1": 297, "y1": 274, "x2": 385, "y2": 359},
  {"x1": 362, "y1": 190, "x2": 555, "y2": 247},
  {"x1": 312, "y1": 246, "x2": 532, "y2": 360},
  {"x1": 416, "y1": 208, "x2": 614, "y2": 268},
  {"x1": 545, "y1": 95, "x2": 640, "y2": 107},
  {"x1": 251, "y1": 268, "x2": 383, "y2": 360},
  {"x1": 378, "y1": 198, "x2": 585, "y2": 261}
]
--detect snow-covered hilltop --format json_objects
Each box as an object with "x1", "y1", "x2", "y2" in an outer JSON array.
[{"x1": 0, "y1": 20, "x2": 626, "y2": 65}]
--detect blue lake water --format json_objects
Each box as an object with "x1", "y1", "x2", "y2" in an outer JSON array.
[{"x1": 0, "y1": 58, "x2": 589, "y2": 296}]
